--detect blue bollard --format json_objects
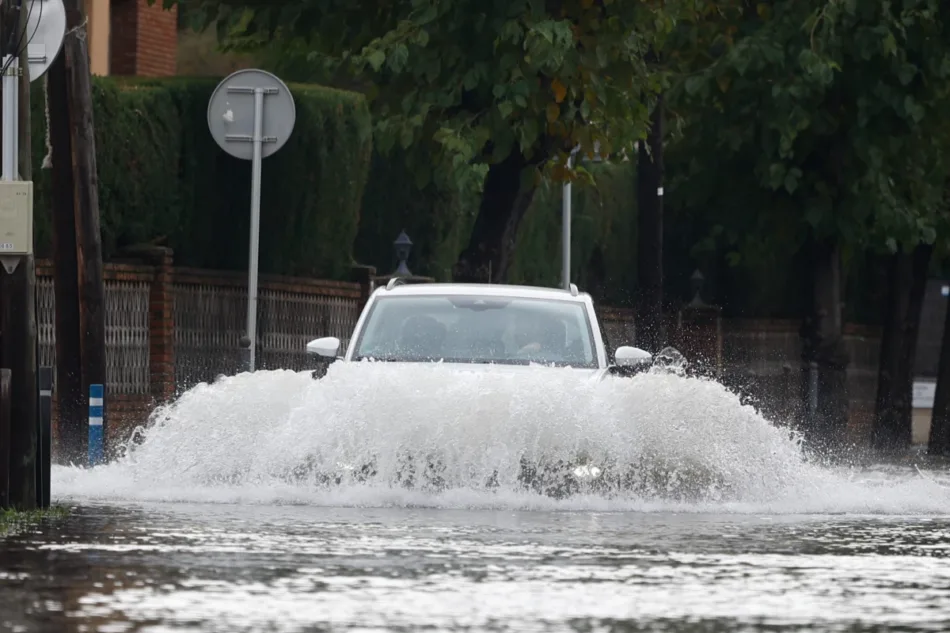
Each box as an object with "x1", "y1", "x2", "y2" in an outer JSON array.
[
  {"x1": 37, "y1": 367, "x2": 53, "y2": 508},
  {"x1": 88, "y1": 384, "x2": 104, "y2": 467}
]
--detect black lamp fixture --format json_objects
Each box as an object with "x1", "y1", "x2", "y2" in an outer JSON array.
[{"x1": 393, "y1": 230, "x2": 413, "y2": 277}]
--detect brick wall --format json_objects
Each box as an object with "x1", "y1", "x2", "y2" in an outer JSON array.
[
  {"x1": 717, "y1": 318, "x2": 881, "y2": 440},
  {"x1": 110, "y1": 0, "x2": 178, "y2": 77},
  {"x1": 596, "y1": 310, "x2": 884, "y2": 442}
]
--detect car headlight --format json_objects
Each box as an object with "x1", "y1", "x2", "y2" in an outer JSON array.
[{"x1": 572, "y1": 464, "x2": 603, "y2": 480}]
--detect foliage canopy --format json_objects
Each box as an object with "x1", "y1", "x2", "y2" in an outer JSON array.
[
  {"x1": 170, "y1": 0, "x2": 713, "y2": 190},
  {"x1": 668, "y1": 0, "x2": 950, "y2": 268}
]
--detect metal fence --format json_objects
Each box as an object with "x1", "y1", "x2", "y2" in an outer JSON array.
[
  {"x1": 35, "y1": 277, "x2": 152, "y2": 396},
  {"x1": 172, "y1": 282, "x2": 360, "y2": 391}
]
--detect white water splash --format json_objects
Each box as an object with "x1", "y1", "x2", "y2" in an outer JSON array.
[{"x1": 52, "y1": 362, "x2": 950, "y2": 514}]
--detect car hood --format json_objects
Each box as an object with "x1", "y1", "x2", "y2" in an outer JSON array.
[{"x1": 344, "y1": 359, "x2": 606, "y2": 381}]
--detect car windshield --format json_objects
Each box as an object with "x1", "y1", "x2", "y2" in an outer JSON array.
[{"x1": 351, "y1": 294, "x2": 597, "y2": 368}]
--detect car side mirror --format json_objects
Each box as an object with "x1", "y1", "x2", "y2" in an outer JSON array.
[
  {"x1": 614, "y1": 345, "x2": 652, "y2": 367},
  {"x1": 306, "y1": 336, "x2": 341, "y2": 358}
]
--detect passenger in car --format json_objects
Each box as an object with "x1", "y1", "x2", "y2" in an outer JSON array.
[{"x1": 398, "y1": 314, "x2": 446, "y2": 360}]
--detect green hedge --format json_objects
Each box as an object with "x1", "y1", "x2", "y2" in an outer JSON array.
[
  {"x1": 24, "y1": 75, "x2": 893, "y2": 321},
  {"x1": 353, "y1": 149, "x2": 480, "y2": 281},
  {"x1": 354, "y1": 156, "x2": 642, "y2": 299},
  {"x1": 31, "y1": 76, "x2": 372, "y2": 279}
]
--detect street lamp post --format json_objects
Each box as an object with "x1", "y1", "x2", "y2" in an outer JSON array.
[{"x1": 561, "y1": 145, "x2": 582, "y2": 291}]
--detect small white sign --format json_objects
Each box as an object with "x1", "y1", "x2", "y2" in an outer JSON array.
[
  {"x1": 913, "y1": 380, "x2": 936, "y2": 409},
  {"x1": 0, "y1": 243, "x2": 12, "y2": 250},
  {"x1": 942, "y1": 285, "x2": 949, "y2": 297}
]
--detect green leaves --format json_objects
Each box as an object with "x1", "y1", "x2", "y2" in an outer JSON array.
[
  {"x1": 669, "y1": 0, "x2": 950, "y2": 259},
  {"x1": 366, "y1": 49, "x2": 386, "y2": 72}
]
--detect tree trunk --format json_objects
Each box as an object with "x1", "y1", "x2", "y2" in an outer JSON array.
[
  {"x1": 636, "y1": 95, "x2": 664, "y2": 353},
  {"x1": 453, "y1": 148, "x2": 543, "y2": 283},
  {"x1": 800, "y1": 236, "x2": 849, "y2": 450},
  {"x1": 871, "y1": 244, "x2": 932, "y2": 453},
  {"x1": 871, "y1": 249, "x2": 912, "y2": 451},
  {"x1": 929, "y1": 284, "x2": 950, "y2": 456},
  {"x1": 900, "y1": 243, "x2": 932, "y2": 441}
]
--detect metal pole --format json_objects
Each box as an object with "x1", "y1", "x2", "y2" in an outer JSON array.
[
  {"x1": 246, "y1": 87, "x2": 264, "y2": 372},
  {"x1": 561, "y1": 149, "x2": 576, "y2": 291},
  {"x1": 12, "y1": 57, "x2": 17, "y2": 180},
  {"x1": 2, "y1": 54, "x2": 16, "y2": 181}
]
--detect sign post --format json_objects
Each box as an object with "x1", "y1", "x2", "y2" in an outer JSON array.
[{"x1": 207, "y1": 69, "x2": 296, "y2": 372}]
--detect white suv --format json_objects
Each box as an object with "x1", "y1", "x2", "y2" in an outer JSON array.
[
  {"x1": 305, "y1": 279, "x2": 654, "y2": 376},
  {"x1": 302, "y1": 280, "x2": 664, "y2": 496}
]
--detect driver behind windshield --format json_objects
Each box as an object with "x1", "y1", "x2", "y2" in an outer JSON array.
[{"x1": 512, "y1": 312, "x2": 566, "y2": 361}]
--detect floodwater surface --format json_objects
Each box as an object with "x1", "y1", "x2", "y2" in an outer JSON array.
[{"x1": 2, "y1": 364, "x2": 950, "y2": 631}]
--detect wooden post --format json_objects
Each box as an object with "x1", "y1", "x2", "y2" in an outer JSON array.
[
  {"x1": 0, "y1": 369, "x2": 10, "y2": 509},
  {"x1": 47, "y1": 46, "x2": 84, "y2": 463},
  {"x1": 67, "y1": 0, "x2": 107, "y2": 456},
  {"x1": 0, "y1": 0, "x2": 38, "y2": 510},
  {"x1": 47, "y1": 0, "x2": 107, "y2": 463}
]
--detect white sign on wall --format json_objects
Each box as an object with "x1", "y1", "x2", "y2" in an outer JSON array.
[{"x1": 913, "y1": 380, "x2": 936, "y2": 409}]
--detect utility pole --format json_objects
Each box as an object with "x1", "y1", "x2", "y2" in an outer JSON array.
[
  {"x1": 47, "y1": 0, "x2": 106, "y2": 464},
  {"x1": 0, "y1": 0, "x2": 38, "y2": 509}
]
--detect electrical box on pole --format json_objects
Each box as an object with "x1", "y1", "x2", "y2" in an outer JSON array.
[{"x1": 0, "y1": 181, "x2": 33, "y2": 272}]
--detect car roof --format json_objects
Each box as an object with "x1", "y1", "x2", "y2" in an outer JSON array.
[{"x1": 376, "y1": 282, "x2": 590, "y2": 302}]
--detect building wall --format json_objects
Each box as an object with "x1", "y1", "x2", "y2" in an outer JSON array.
[
  {"x1": 85, "y1": 0, "x2": 110, "y2": 75},
  {"x1": 109, "y1": 0, "x2": 178, "y2": 77}
]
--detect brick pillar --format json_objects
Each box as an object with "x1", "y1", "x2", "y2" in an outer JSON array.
[
  {"x1": 110, "y1": 0, "x2": 178, "y2": 77},
  {"x1": 351, "y1": 264, "x2": 377, "y2": 313},
  {"x1": 670, "y1": 271, "x2": 722, "y2": 378},
  {"x1": 148, "y1": 248, "x2": 175, "y2": 403},
  {"x1": 674, "y1": 305, "x2": 722, "y2": 377}
]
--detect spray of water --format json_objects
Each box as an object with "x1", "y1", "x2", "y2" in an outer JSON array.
[{"x1": 52, "y1": 361, "x2": 950, "y2": 514}]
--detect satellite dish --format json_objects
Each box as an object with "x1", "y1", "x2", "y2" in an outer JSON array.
[
  {"x1": 26, "y1": 0, "x2": 67, "y2": 82},
  {"x1": 207, "y1": 68, "x2": 296, "y2": 161}
]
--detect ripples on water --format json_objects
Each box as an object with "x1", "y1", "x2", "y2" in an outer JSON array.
[
  {"x1": 2, "y1": 363, "x2": 948, "y2": 632},
  {"x1": 3, "y1": 505, "x2": 950, "y2": 632}
]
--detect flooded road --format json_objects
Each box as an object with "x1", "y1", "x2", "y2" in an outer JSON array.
[
  {"x1": 3, "y1": 498, "x2": 950, "y2": 632},
  {"x1": 3, "y1": 367, "x2": 950, "y2": 631}
]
